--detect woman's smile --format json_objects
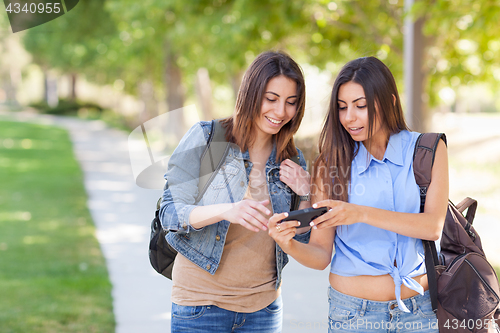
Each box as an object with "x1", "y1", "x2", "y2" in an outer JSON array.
[{"x1": 265, "y1": 116, "x2": 284, "y2": 126}]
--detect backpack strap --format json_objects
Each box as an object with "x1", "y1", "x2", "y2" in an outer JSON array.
[
  {"x1": 455, "y1": 197, "x2": 478, "y2": 225},
  {"x1": 289, "y1": 153, "x2": 301, "y2": 211},
  {"x1": 412, "y1": 132, "x2": 447, "y2": 313},
  {"x1": 196, "y1": 119, "x2": 230, "y2": 202},
  {"x1": 413, "y1": 133, "x2": 447, "y2": 212}
]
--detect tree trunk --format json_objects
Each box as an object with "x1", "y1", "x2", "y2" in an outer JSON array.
[
  {"x1": 69, "y1": 73, "x2": 77, "y2": 101},
  {"x1": 230, "y1": 71, "x2": 244, "y2": 105},
  {"x1": 3, "y1": 36, "x2": 21, "y2": 107},
  {"x1": 44, "y1": 70, "x2": 58, "y2": 108},
  {"x1": 139, "y1": 79, "x2": 158, "y2": 123},
  {"x1": 195, "y1": 68, "x2": 213, "y2": 121},
  {"x1": 164, "y1": 46, "x2": 186, "y2": 141},
  {"x1": 404, "y1": 0, "x2": 428, "y2": 132},
  {"x1": 5, "y1": 68, "x2": 20, "y2": 107},
  {"x1": 43, "y1": 70, "x2": 48, "y2": 103}
]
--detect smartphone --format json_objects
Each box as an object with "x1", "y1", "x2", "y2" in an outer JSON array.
[{"x1": 281, "y1": 206, "x2": 328, "y2": 228}]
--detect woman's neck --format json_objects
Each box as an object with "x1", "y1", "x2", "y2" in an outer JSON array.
[
  {"x1": 251, "y1": 128, "x2": 273, "y2": 152},
  {"x1": 248, "y1": 134, "x2": 273, "y2": 165},
  {"x1": 364, "y1": 131, "x2": 390, "y2": 161}
]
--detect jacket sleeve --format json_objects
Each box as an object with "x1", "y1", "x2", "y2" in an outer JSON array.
[
  {"x1": 292, "y1": 147, "x2": 311, "y2": 244},
  {"x1": 159, "y1": 122, "x2": 207, "y2": 234}
]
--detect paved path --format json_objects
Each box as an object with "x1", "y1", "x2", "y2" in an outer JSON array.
[
  {"x1": 431, "y1": 113, "x2": 500, "y2": 268},
  {"x1": 2, "y1": 111, "x2": 329, "y2": 333}
]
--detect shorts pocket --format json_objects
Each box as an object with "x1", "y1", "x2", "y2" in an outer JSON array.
[
  {"x1": 329, "y1": 296, "x2": 360, "y2": 323},
  {"x1": 329, "y1": 306, "x2": 359, "y2": 322},
  {"x1": 417, "y1": 298, "x2": 437, "y2": 319},
  {"x1": 172, "y1": 303, "x2": 206, "y2": 320}
]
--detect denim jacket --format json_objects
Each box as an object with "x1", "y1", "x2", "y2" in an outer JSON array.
[{"x1": 159, "y1": 121, "x2": 310, "y2": 289}]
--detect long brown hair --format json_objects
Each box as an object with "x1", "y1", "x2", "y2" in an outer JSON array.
[
  {"x1": 314, "y1": 57, "x2": 408, "y2": 201},
  {"x1": 221, "y1": 51, "x2": 306, "y2": 161}
]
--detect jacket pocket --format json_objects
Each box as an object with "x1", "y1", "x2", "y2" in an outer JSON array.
[{"x1": 208, "y1": 161, "x2": 240, "y2": 190}]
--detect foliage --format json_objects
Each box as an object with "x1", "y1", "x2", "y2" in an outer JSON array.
[
  {"x1": 26, "y1": 99, "x2": 131, "y2": 131},
  {"x1": 19, "y1": 0, "x2": 410, "y2": 104},
  {"x1": 303, "y1": 0, "x2": 404, "y2": 75},
  {"x1": 0, "y1": 120, "x2": 114, "y2": 332},
  {"x1": 102, "y1": 0, "x2": 314, "y2": 96},
  {"x1": 414, "y1": 0, "x2": 500, "y2": 107},
  {"x1": 0, "y1": 1, "x2": 11, "y2": 37},
  {"x1": 29, "y1": 98, "x2": 103, "y2": 115},
  {"x1": 23, "y1": 0, "x2": 119, "y2": 85},
  {"x1": 18, "y1": 0, "x2": 500, "y2": 115}
]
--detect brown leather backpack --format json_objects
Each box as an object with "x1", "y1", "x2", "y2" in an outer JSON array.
[{"x1": 413, "y1": 133, "x2": 500, "y2": 333}]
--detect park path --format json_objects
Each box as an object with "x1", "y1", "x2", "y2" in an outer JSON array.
[
  {"x1": 1, "y1": 110, "x2": 329, "y2": 333},
  {"x1": 431, "y1": 112, "x2": 500, "y2": 268}
]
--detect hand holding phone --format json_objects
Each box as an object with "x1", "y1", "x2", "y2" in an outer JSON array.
[{"x1": 281, "y1": 206, "x2": 328, "y2": 228}]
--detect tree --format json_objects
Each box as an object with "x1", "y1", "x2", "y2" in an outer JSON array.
[
  {"x1": 103, "y1": 0, "x2": 313, "y2": 129},
  {"x1": 20, "y1": 0, "x2": 499, "y2": 131},
  {"x1": 22, "y1": 0, "x2": 118, "y2": 101},
  {"x1": 0, "y1": 7, "x2": 22, "y2": 107},
  {"x1": 417, "y1": 0, "x2": 500, "y2": 108},
  {"x1": 300, "y1": 0, "x2": 500, "y2": 129},
  {"x1": 302, "y1": 0, "x2": 404, "y2": 73}
]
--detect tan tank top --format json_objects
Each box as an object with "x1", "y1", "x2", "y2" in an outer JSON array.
[{"x1": 171, "y1": 163, "x2": 279, "y2": 312}]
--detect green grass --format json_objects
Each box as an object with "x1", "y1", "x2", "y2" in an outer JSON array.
[{"x1": 0, "y1": 120, "x2": 114, "y2": 332}]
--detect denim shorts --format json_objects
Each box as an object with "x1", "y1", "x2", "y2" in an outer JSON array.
[
  {"x1": 328, "y1": 286, "x2": 438, "y2": 332},
  {"x1": 171, "y1": 295, "x2": 282, "y2": 333}
]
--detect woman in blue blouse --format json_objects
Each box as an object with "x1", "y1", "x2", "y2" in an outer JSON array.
[{"x1": 269, "y1": 57, "x2": 448, "y2": 332}]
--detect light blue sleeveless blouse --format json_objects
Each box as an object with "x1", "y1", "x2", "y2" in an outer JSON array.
[{"x1": 330, "y1": 130, "x2": 434, "y2": 312}]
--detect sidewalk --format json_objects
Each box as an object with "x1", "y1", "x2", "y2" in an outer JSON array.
[
  {"x1": 2, "y1": 111, "x2": 329, "y2": 333},
  {"x1": 431, "y1": 112, "x2": 500, "y2": 268}
]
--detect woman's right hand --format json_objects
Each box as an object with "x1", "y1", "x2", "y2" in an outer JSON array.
[{"x1": 221, "y1": 199, "x2": 272, "y2": 232}]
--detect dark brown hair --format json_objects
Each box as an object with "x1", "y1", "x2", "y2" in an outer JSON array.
[
  {"x1": 314, "y1": 56, "x2": 409, "y2": 201},
  {"x1": 221, "y1": 51, "x2": 305, "y2": 161}
]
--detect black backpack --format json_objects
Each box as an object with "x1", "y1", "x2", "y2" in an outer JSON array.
[
  {"x1": 414, "y1": 133, "x2": 500, "y2": 332},
  {"x1": 149, "y1": 120, "x2": 301, "y2": 279},
  {"x1": 149, "y1": 119, "x2": 230, "y2": 279}
]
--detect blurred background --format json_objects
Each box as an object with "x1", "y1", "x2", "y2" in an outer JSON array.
[
  {"x1": 1, "y1": 0, "x2": 499, "y2": 332},
  {"x1": 2, "y1": 0, "x2": 500, "y2": 131}
]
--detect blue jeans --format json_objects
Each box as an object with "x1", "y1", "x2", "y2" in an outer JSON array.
[
  {"x1": 328, "y1": 286, "x2": 438, "y2": 332},
  {"x1": 171, "y1": 296, "x2": 282, "y2": 332}
]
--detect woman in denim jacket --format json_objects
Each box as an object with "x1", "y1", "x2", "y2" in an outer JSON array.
[
  {"x1": 268, "y1": 57, "x2": 448, "y2": 332},
  {"x1": 160, "y1": 51, "x2": 312, "y2": 333}
]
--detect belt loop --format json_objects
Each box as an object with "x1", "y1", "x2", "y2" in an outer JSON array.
[
  {"x1": 360, "y1": 300, "x2": 367, "y2": 316},
  {"x1": 411, "y1": 297, "x2": 418, "y2": 314}
]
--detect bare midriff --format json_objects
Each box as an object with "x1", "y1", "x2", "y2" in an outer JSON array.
[{"x1": 329, "y1": 273, "x2": 429, "y2": 301}]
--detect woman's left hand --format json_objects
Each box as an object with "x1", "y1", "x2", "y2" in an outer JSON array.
[
  {"x1": 268, "y1": 212, "x2": 300, "y2": 252},
  {"x1": 309, "y1": 200, "x2": 364, "y2": 229},
  {"x1": 279, "y1": 159, "x2": 310, "y2": 196}
]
